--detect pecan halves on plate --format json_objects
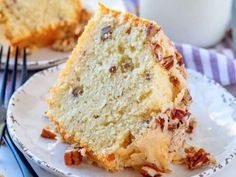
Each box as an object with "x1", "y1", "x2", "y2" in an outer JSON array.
[
  {"x1": 64, "y1": 149, "x2": 82, "y2": 166},
  {"x1": 184, "y1": 147, "x2": 216, "y2": 170},
  {"x1": 41, "y1": 128, "x2": 56, "y2": 139}
]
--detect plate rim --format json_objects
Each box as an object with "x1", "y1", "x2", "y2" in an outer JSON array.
[{"x1": 6, "y1": 66, "x2": 236, "y2": 177}]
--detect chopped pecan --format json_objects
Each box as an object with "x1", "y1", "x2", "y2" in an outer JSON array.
[
  {"x1": 101, "y1": 25, "x2": 112, "y2": 41},
  {"x1": 175, "y1": 51, "x2": 183, "y2": 65},
  {"x1": 155, "y1": 117, "x2": 165, "y2": 131},
  {"x1": 72, "y1": 85, "x2": 83, "y2": 97},
  {"x1": 109, "y1": 65, "x2": 117, "y2": 74},
  {"x1": 140, "y1": 168, "x2": 152, "y2": 177},
  {"x1": 143, "y1": 162, "x2": 167, "y2": 173},
  {"x1": 172, "y1": 109, "x2": 187, "y2": 120},
  {"x1": 153, "y1": 43, "x2": 162, "y2": 62},
  {"x1": 126, "y1": 27, "x2": 131, "y2": 34},
  {"x1": 186, "y1": 118, "x2": 197, "y2": 134},
  {"x1": 168, "y1": 124, "x2": 177, "y2": 131},
  {"x1": 40, "y1": 128, "x2": 56, "y2": 139},
  {"x1": 140, "y1": 162, "x2": 170, "y2": 177},
  {"x1": 64, "y1": 149, "x2": 82, "y2": 166},
  {"x1": 145, "y1": 72, "x2": 151, "y2": 80},
  {"x1": 140, "y1": 168, "x2": 161, "y2": 177},
  {"x1": 184, "y1": 147, "x2": 216, "y2": 170},
  {"x1": 170, "y1": 76, "x2": 179, "y2": 86},
  {"x1": 140, "y1": 163, "x2": 162, "y2": 177},
  {"x1": 147, "y1": 23, "x2": 161, "y2": 39},
  {"x1": 182, "y1": 90, "x2": 192, "y2": 107},
  {"x1": 161, "y1": 56, "x2": 174, "y2": 70}
]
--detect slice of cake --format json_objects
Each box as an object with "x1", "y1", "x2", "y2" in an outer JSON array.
[
  {"x1": 51, "y1": 8, "x2": 92, "y2": 52},
  {"x1": 1, "y1": 0, "x2": 81, "y2": 50},
  {"x1": 47, "y1": 3, "x2": 192, "y2": 174}
]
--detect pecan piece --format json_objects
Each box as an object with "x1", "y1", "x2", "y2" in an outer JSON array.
[
  {"x1": 140, "y1": 168, "x2": 161, "y2": 177},
  {"x1": 147, "y1": 23, "x2": 161, "y2": 39},
  {"x1": 175, "y1": 51, "x2": 183, "y2": 65},
  {"x1": 145, "y1": 72, "x2": 151, "y2": 80},
  {"x1": 153, "y1": 43, "x2": 162, "y2": 62},
  {"x1": 109, "y1": 65, "x2": 117, "y2": 74},
  {"x1": 155, "y1": 117, "x2": 165, "y2": 131},
  {"x1": 168, "y1": 124, "x2": 177, "y2": 131},
  {"x1": 101, "y1": 25, "x2": 112, "y2": 41},
  {"x1": 40, "y1": 128, "x2": 56, "y2": 139},
  {"x1": 170, "y1": 76, "x2": 179, "y2": 86},
  {"x1": 184, "y1": 147, "x2": 216, "y2": 170},
  {"x1": 140, "y1": 162, "x2": 170, "y2": 177},
  {"x1": 172, "y1": 109, "x2": 187, "y2": 120},
  {"x1": 72, "y1": 85, "x2": 83, "y2": 97},
  {"x1": 126, "y1": 27, "x2": 131, "y2": 34},
  {"x1": 161, "y1": 56, "x2": 174, "y2": 70},
  {"x1": 182, "y1": 89, "x2": 192, "y2": 107},
  {"x1": 186, "y1": 118, "x2": 197, "y2": 134},
  {"x1": 64, "y1": 149, "x2": 82, "y2": 166}
]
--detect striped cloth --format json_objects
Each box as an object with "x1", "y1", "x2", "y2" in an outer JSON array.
[{"x1": 124, "y1": 0, "x2": 236, "y2": 86}]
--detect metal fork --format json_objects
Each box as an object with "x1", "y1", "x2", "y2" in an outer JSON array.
[{"x1": 0, "y1": 46, "x2": 38, "y2": 177}]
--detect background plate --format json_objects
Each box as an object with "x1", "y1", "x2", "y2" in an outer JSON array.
[
  {"x1": 7, "y1": 65, "x2": 236, "y2": 177},
  {"x1": 0, "y1": 0, "x2": 126, "y2": 70}
]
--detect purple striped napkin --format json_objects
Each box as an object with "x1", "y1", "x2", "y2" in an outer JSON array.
[
  {"x1": 123, "y1": 0, "x2": 236, "y2": 86},
  {"x1": 176, "y1": 43, "x2": 236, "y2": 85}
]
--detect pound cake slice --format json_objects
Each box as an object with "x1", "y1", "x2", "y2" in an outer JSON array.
[
  {"x1": 47, "y1": 3, "x2": 192, "y2": 174},
  {"x1": 1, "y1": 0, "x2": 81, "y2": 50}
]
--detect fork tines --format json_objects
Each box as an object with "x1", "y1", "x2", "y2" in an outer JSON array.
[{"x1": 0, "y1": 46, "x2": 28, "y2": 106}]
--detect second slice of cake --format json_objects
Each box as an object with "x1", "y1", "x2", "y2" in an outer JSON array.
[
  {"x1": 47, "y1": 3, "x2": 192, "y2": 174},
  {"x1": 1, "y1": 0, "x2": 82, "y2": 50}
]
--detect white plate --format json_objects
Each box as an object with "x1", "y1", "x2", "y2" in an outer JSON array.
[
  {"x1": 7, "y1": 65, "x2": 236, "y2": 177},
  {"x1": 0, "y1": 0, "x2": 126, "y2": 70}
]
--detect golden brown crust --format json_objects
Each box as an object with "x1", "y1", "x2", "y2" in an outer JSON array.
[
  {"x1": 98, "y1": 3, "x2": 158, "y2": 28},
  {"x1": 47, "y1": 114, "x2": 120, "y2": 171}
]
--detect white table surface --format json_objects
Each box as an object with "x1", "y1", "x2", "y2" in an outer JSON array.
[{"x1": 1, "y1": 85, "x2": 236, "y2": 177}]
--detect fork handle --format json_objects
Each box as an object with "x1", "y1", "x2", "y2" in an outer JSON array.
[{"x1": 4, "y1": 128, "x2": 39, "y2": 177}]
